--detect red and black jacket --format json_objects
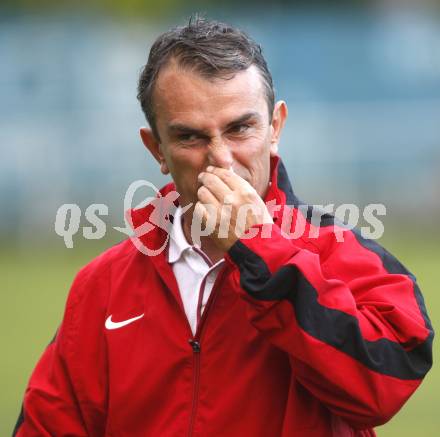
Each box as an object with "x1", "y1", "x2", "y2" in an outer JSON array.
[{"x1": 14, "y1": 157, "x2": 433, "y2": 436}]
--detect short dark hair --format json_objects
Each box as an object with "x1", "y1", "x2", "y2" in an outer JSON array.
[{"x1": 137, "y1": 15, "x2": 275, "y2": 141}]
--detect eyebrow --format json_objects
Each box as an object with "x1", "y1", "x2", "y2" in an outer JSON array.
[
  {"x1": 225, "y1": 111, "x2": 262, "y2": 129},
  {"x1": 168, "y1": 111, "x2": 262, "y2": 136}
]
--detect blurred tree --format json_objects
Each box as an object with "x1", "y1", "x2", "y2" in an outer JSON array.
[{"x1": 6, "y1": 0, "x2": 439, "y2": 19}]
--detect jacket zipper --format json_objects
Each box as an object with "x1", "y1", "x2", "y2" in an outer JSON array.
[
  {"x1": 187, "y1": 266, "x2": 227, "y2": 437},
  {"x1": 187, "y1": 338, "x2": 201, "y2": 437}
]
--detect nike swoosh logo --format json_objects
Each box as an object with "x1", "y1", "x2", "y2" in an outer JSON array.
[{"x1": 105, "y1": 313, "x2": 144, "y2": 330}]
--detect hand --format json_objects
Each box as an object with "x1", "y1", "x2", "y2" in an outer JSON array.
[{"x1": 195, "y1": 166, "x2": 273, "y2": 251}]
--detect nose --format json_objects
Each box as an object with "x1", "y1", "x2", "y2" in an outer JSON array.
[{"x1": 207, "y1": 138, "x2": 233, "y2": 169}]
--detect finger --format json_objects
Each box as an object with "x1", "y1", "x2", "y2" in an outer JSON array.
[
  {"x1": 193, "y1": 201, "x2": 209, "y2": 227},
  {"x1": 205, "y1": 165, "x2": 248, "y2": 192},
  {"x1": 198, "y1": 171, "x2": 232, "y2": 203},
  {"x1": 192, "y1": 202, "x2": 212, "y2": 246},
  {"x1": 197, "y1": 184, "x2": 219, "y2": 207}
]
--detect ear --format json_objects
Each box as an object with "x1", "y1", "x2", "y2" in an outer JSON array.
[
  {"x1": 139, "y1": 127, "x2": 169, "y2": 175},
  {"x1": 269, "y1": 100, "x2": 288, "y2": 157}
]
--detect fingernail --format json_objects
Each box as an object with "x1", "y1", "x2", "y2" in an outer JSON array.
[{"x1": 206, "y1": 166, "x2": 214, "y2": 172}]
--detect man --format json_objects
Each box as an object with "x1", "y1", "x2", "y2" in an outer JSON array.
[{"x1": 14, "y1": 17, "x2": 433, "y2": 437}]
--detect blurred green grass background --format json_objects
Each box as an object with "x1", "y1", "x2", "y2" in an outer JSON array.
[{"x1": 1, "y1": 230, "x2": 438, "y2": 436}]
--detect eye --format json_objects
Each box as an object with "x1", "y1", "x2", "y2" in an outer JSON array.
[
  {"x1": 229, "y1": 124, "x2": 251, "y2": 135},
  {"x1": 178, "y1": 133, "x2": 201, "y2": 144}
]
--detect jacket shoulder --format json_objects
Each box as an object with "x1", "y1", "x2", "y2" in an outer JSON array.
[{"x1": 65, "y1": 238, "x2": 139, "y2": 312}]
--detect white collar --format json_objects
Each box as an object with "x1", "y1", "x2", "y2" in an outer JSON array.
[{"x1": 168, "y1": 206, "x2": 192, "y2": 264}]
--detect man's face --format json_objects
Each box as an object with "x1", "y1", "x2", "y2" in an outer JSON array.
[{"x1": 141, "y1": 60, "x2": 286, "y2": 209}]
